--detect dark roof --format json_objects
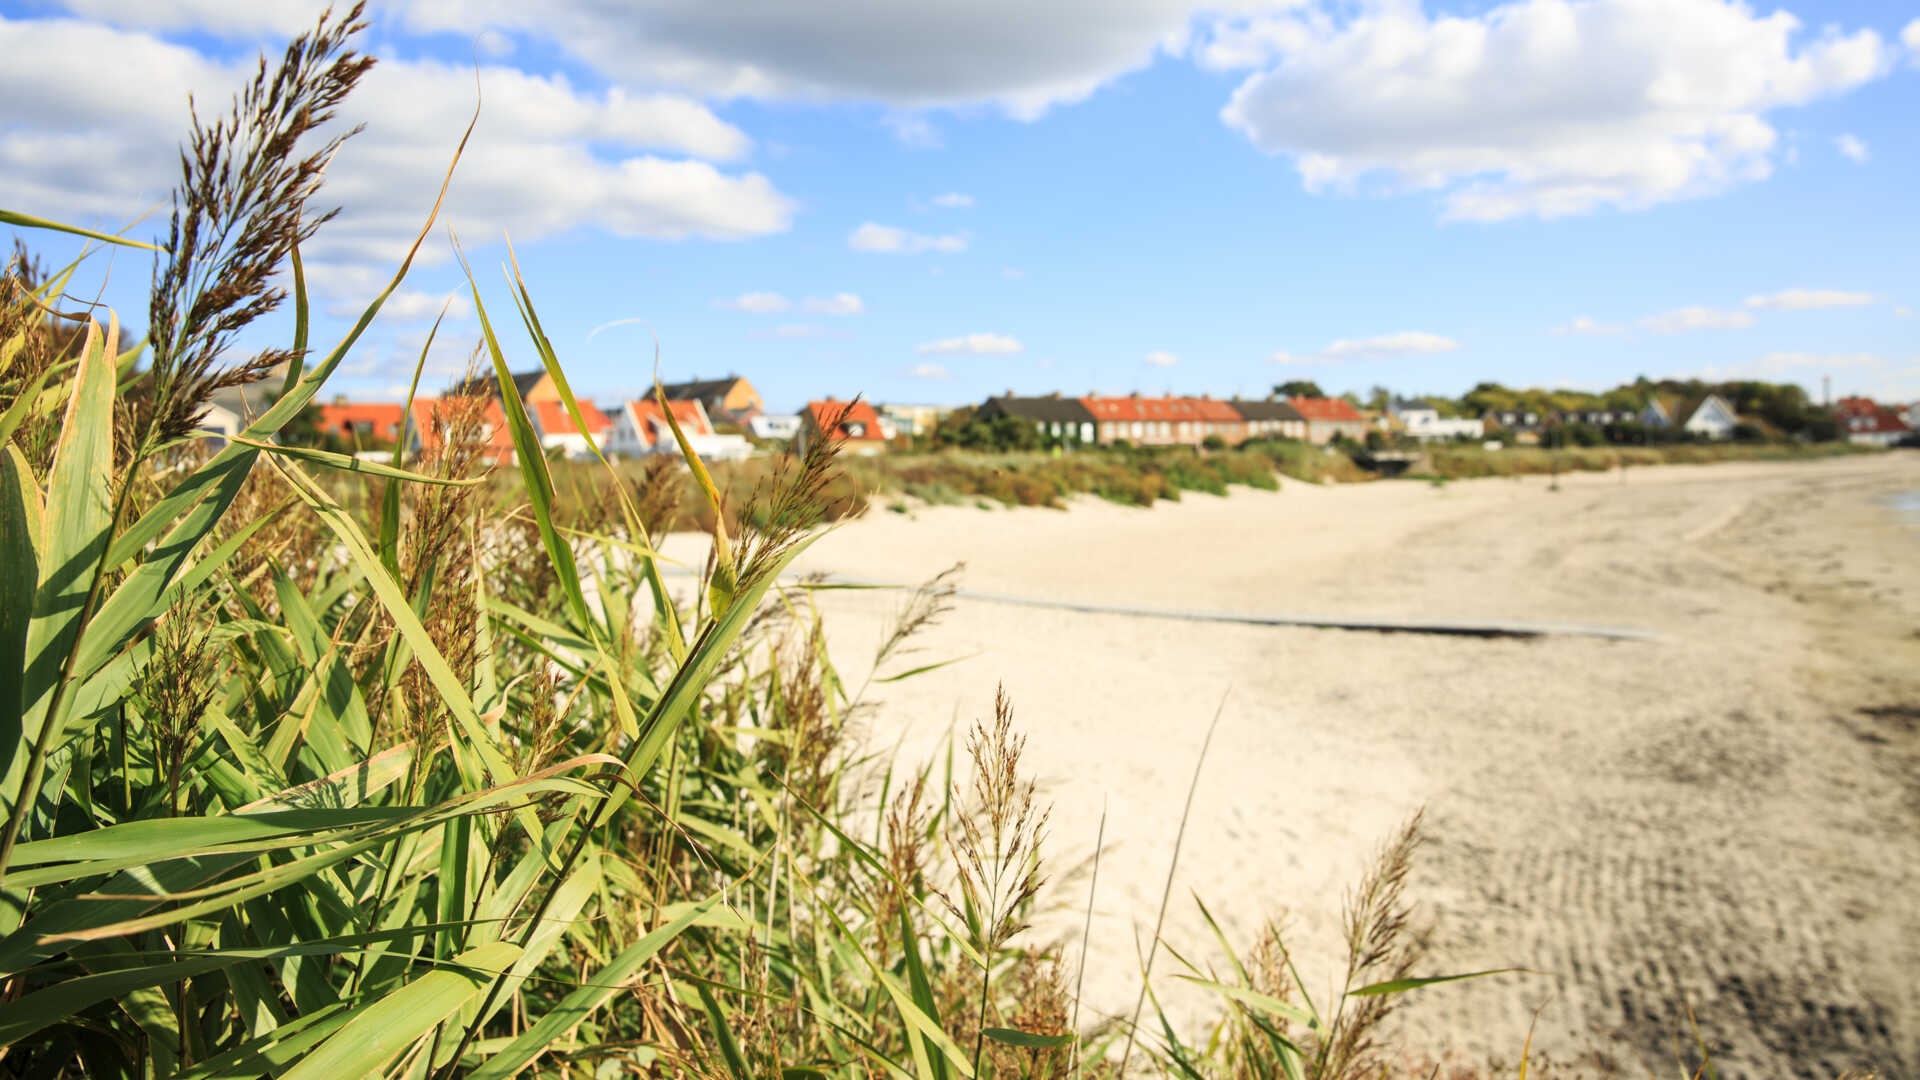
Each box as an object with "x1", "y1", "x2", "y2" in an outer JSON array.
[
  {"x1": 1228, "y1": 397, "x2": 1305, "y2": 422},
  {"x1": 1390, "y1": 398, "x2": 1433, "y2": 412},
  {"x1": 979, "y1": 395, "x2": 1096, "y2": 423},
  {"x1": 660, "y1": 376, "x2": 745, "y2": 403},
  {"x1": 449, "y1": 369, "x2": 544, "y2": 399}
]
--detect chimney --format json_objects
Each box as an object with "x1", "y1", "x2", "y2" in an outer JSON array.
[
  {"x1": 1006, "y1": 388, "x2": 1015, "y2": 398},
  {"x1": 1130, "y1": 390, "x2": 1140, "y2": 399},
  {"x1": 1823, "y1": 375, "x2": 1831, "y2": 407}
]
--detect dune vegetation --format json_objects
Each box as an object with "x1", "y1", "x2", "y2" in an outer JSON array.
[
  {"x1": 0, "y1": 9, "x2": 1479, "y2": 1078},
  {"x1": 2, "y1": 9, "x2": 1888, "y2": 1079}
]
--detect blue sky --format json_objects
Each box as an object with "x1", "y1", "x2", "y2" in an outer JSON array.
[{"x1": 3, "y1": 0, "x2": 1917, "y2": 413}]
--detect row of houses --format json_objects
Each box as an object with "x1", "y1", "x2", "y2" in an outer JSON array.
[
  {"x1": 975, "y1": 391, "x2": 1373, "y2": 447},
  {"x1": 307, "y1": 370, "x2": 761, "y2": 463}
]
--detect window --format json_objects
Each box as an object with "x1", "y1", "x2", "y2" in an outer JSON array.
[{"x1": 845, "y1": 421, "x2": 866, "y2": 437}]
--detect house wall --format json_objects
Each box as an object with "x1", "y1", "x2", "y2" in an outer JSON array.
[{"x1": 1683, "y1": 398, "x2": 1737, "y2": 439}]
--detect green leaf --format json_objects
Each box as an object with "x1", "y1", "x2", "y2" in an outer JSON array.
[
  {"x1": 0, "y1": 447, "x2": 42, "y2": 789},
  {"x1": 467, "y1": 891, "x2": 722, "y2": 1080},
  {"x1": 6, "y1": 316, "x2": 116, "y2": 831},
  {"x1": 225, "y1": 434, "x2": 482, "y2": 486},
  {"x1": 981, "y1": 1028, "x2": 1074, "y2": 1049},
  {"x1": 1174, "y1": 976, "x2": 1319, "y2": 1028},
  {"x1": 696, "y1": 979, "x2": 754, "y2": 1079},
  {"x1": 279, "y1": 941, "x2": 522, "y2": 1080},
  {"x1": 1348, "y1": 968, "x2": 1519, "y2": 996},
  {"x1": 0, "y1": 208, "x2": 163, "y2": 252}
]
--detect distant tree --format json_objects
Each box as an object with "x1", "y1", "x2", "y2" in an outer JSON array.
[
  {"x1": 1273, "y1": 379, "x2": 1324, "y2": 399},
  {"x1": 1367, "y1": 385, "x2": 1391, "y2": 410}
]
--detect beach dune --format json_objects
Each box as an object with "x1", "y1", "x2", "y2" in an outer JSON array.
[{"x1": 677, "y1": 453, "x2": 1920, "y2": 1077}]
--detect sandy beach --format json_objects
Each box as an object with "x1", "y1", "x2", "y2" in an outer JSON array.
[{"x1": 680, "y1": 451, "x2": 1918, "y2": 1078}]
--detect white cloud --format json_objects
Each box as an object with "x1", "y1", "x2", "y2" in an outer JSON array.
[
  {"x1": 931, "y1": 192, "x2": 975, "y2": 208},
  {"x1": 1907, "y1": 19, "x2": 1920, "y2": 62},
  {"x1": 1267, "y1": 331, "x2": 1458, "y2": 365},
  {"x1": 1897, "y1": 305, "x2": 1915, "y2": 318},
  {"x1": 0, "y1": 17, "x2": 793, "y2": 294},
  {"x1": 915, "y1": 332, "x2": 1023, "y2": 355},
  {"x1": 1834, "y1": 133, "x2": 1870, "y2": 163},
  {"x1": 1321, "y1": 331, "x2": 1459, "y2": 360},
  {"x1": 715, "y1": 291, "x2": 790, "y2": 313},
  {"x1": 1552, "y1": 315, "x2": 1625, "y2": 336},
  {"x1": 883, "y1": 113, "x2": 944, "y2": 148},
  {"x1": 329, "y1": 288, "x2": 471, "y2": 322},
  {"x1": 1212, "y1": 0, "x2": 1897, "y2": 221},
  {"x1": 771, "y1": 322, "x2": 824, "y2": 338},
  {"x1": 903, "y1": 362, "x2": 951, "y2": 379},
  {"x1": 1745, "y1": 288, "x2": 1876, "y2": 310},
  {"x1": 1755, "y1": 351, "x2": 1881, "y2": 371},
  {"x1": 1144, "y1": 350, "x2": 1180, "y2": 367},
  {"x1": 1636, "y1": 306, "x2": 1756, "y2": 333},
  {"x1": 1001, "y1": 267, "x2": 1027, "y2": 279},
  {"x1": 383, "y1": 0, "x2": 1247, "y2": 121},
  {"x1": 803, "y1": 292, "x2": 865, "y2": 315},
  {"x1": 848, "y1": 222, "x2": 968, "y2": 254}
]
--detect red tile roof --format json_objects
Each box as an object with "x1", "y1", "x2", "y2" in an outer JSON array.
[
  {"x1": 409, "y1": 397, "x2": 516, "y2": 462},
  {"x1": 1183, "y1": 396, "x2": 1242, "y2": 423},
  {"x1": 318, "y1": 402, "x2": 406, "y2": 440},
  {"x1": 1834, "y1": 396, "x2": 1910, "y2": 435},
  {"x1": 1078, "y1": 394, "x2": 1203, "y2": 422},
  {"x1": 1289, "y1": 396, "x2": 1365, "y2": 422},
  {"x1": 806, "y1": 398, "x2": 887, "y2": 441},
  {"x1": 531, "y1": 399, "x2": 611, "y2": 438},
  {"x1": 621, "y1": 398, "x2": 713, "y2": 450}
]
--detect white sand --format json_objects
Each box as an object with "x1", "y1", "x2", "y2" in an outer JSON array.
[{"x1": 675, "y1": 452, "x2": 1920, "y2": 1076}]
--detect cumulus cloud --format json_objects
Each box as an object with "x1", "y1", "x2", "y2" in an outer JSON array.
[
  {"x1": 1907, "y1": 19, "x2": 1920, "y2": 61},
  {"x1": 1636, "y1": 306, "x2": 1756, "y2": 333},
  {"x1": 1268, "y1": 331, "x2": 1459, "y2": 365},
  {"x1": 1144, "y1": 350, "x2": 1180, "y2": 367},
  {"x1": 1321, "y1": 332, "x2": 1459, "y2": 360},
  {"x1": 1552, "y1": 315, "x2": 1625, "y2": 335},
  {"x1": 1833, "y1": 133, "x2": 1870, "y2": 163},
  {"x1": 1211, "y1": 0, "x2": 1897, "y2": 221},
  {"x1": 381, "y1": 0, "x2": 1239, "y2": 121},
  {"x1": 803, "y1": 292, "x2": 865, "y2": 315},
  {"x1": 1745, "y1": 288, "x2": 1876, "y2": 310},
  {"x1": 1755, "y1": 351, "x2": 1881, "y2": 370},
  {"x1": 0, "y1": 16, "x2": 792, "y2": 295},
  {"x1": 329, "y1": 288, "x2": 471, "y2": 322},
  {"x1": 903, "y1": 362, "x2": 952, "y2": 379},
  {"x1": 848, "y1": 222, "x2": 968, "y2": 254},
  {"x1": 931, "y1": 192, "x2": 975, "y2": 208},
  {"x1": 915, "y1": 332, "x2": 1023, "y2": 355},
  {"x1": 714, "y1": 291, "x2": 790, "y2": 313}
]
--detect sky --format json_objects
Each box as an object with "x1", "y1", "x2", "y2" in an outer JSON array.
[{"x1": 3, "y1": 0, "x2": 1917, "y2": 413}]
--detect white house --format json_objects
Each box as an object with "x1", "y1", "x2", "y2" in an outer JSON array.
[
  {"x1": 1389, "y1": 398, "x2": 1483, "y2": 442},
  {"x1": 1643, "y1": 393, "x2": 1737, "y2": 439},
  {"x1": 749, "y1": 414, "x2": 801, "y2": 441},
  {"x1": 196, "y1": 402, "x2": 242, "y2": 448},
  {"x1": 607, "y1": 397, "x2": 752, "y2": 461}
]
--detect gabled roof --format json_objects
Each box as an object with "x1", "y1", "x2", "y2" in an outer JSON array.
[
  {"x1": 806, "y1": 398, "x2": 887, "y2": 441},
  {"x1": 531, "y1": 399, "x2": 611, "y2": 438},
  {"x1": 1834, "y1": 396, "x2": 1911, "y2": 434},
  {"x1": 1183, "y1": 396, "x2": 1242, "y2": 423},
  {"x1": 449, "y1": 369, "x2": 546, "y2": 400},
  {"x1": 1389, "y1": 398, "x2": 1436, "y2": 413},
  {"x1": 1079, "y1": 394, "x2": 1203, "y2": 423},
  {"x1": 980, "y1": 395, "x2": 1096, "y2": 423},
  {"x1": 409, "y1": 396, "x2": 515, "y2": 461},
  {"x1": 1228, "y1": 397, "x2": 1307, "y2": 422},
  {"x1": 620, "y1": 398, "x2": 713, "y2": 450},
  {"x1": 318, "y1": 402, "x2": 407, "y2": 436},
  {"x1": 1289, "y1": 396, "x2": 1364, "y2": 422},
  {"x1": 661, "y1": 376, "x2": 747, "y2": 402}
]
